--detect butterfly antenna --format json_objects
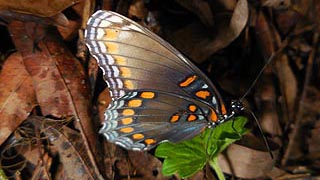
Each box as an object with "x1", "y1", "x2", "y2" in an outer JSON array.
[
  {"x1": 238, "y1": 53, "x2": 275, "y2": 159},
  {"x1": 246, "y1": 108, "x2": 274, "y2": 159},
  {"x1": 240, "y1": 53, "x2": 275, "y2": 102}
]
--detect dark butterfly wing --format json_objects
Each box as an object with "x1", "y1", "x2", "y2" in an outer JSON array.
[
  {"x1": 85, "y1": 10, "x2": 227, "y2": 150},
  {"x1": 100, "y1": 91, "x2": 209, "y2": 150}
]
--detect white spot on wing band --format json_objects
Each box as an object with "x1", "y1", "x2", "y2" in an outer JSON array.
[
  {"x1": 106, "y1": 55, "x2": 115, "y2": 64},
  {"x1": 104, "y1": 110, "x2": 119, "y2": 120},
  {"x1": 97, "y1": 41, "x2": 107, "y2": 53},
  {"x1": 107, "y1": 100, "x2": 124, "y2": 109},
  {"x1": 211, "y1": 97, "x2": 217, "y2": 105},
  {"x1": 116, "y1": 78, "x2": 123, "y2": 88},
  {"x1": 114, "y1": 137, "x2": 145, "y2": 150},
  {"x1": 96, "y1": 28, "x2": 105, "y2": 39},
  {"x1": 112, "y1": 66, "x2": 120, "y2": 77},
  {"x1": 108, "y1": 15, "x2": 124, "y2": 23},
  {"x1": 99, "y1": 121, "x2": 118, "y2": 134},
  {"x1": 99, "y1": 20, "x2": 112, "y2": 27},
  {"x1": 123, "y1": 92, "x2": 138, "y2": 98},
  {"x1": 202, "y1": 84, "x2": 209, "y2": 88},
  {"x1": 126, "y1": 24, "x2": 144, "y2": 33}
]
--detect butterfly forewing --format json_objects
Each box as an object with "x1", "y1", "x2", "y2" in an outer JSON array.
[{"x1": 85, "y1": 10, "x2": 227, "y2": 150}]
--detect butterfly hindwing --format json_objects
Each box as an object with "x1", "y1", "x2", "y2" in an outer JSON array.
[{"x1": 99, "y1": 91, "x2": 209, "y2": 150}]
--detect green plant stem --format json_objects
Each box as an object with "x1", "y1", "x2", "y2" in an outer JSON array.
[{"x1": 209, "y1": 158, "x2": 225, "y2": 180}]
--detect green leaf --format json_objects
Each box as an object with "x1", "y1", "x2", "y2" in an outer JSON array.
[
  {"x1": 155, "y1": 116, "x2": 248, "y2": 179},
  {"x1": 0, "y1": 168, "x2": 8, "y2": 180}
]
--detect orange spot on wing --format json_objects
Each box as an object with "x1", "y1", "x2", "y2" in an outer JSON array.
[
  {"x1": 221, "y1": 104, "x2": 227, "y2": 115},
  {"x1": 120, "y1": 127, "x2": 134, "y2": 133},
  {"x1": 123, "y1": 109, "x2": 134, "y2": 116},
  {"x1": 105, "y1": 29, "x2": 119, "y2": 40},
  {"x1": 187, "y1": 114, "x2": 197, "y2": 121},
  {"x1": 114, "y1": 56, "x2": 126, "y2": 65},
  {"x1": 121, "y1": 118, "x2": 133, "y2": 125},
  {"x1": 124, "y1": 80, "x2": 134, "y2": 89},
  {"x1": 140, "y1": 92, "x2": 155, "y2": 99},
  {"x1": 145, "y1": 138, "x2": 156, "y2": 145},
  {"x1": 105, "y1": 42, "x2": 118, "y2": 53},
  {"x1": 128, "y1": 99, "x2": 142, "y2": 107},
  {"x1": 188, "y1": 105, "x2": 197, "y2": 112},
  {"x1": 195, "y1": 90, "x2": 210, "y2": 99},
  {"x1": 179, "y1": 75, "x2": 197, "y2": 87},
  {"x1": 170, "y1": 114, "x2": 180, "y2": 122},
  {"x1": 132, "y1": 133, "x2": 144, "y2": 140},
  {"x1": 120, "y1": 67, "x2": 131, "y2": 77},
  {"x1": 210, "y1": 109, "x2": 218, "y2": 122}
]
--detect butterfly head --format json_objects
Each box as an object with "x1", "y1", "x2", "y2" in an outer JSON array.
[{"x1": 230, "y1": 100, "x2": 244, "y2": 116}]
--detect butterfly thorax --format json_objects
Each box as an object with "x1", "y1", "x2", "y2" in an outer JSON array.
[{"x1": 207, "y1": 100, "x2": 244, "y2": 128}]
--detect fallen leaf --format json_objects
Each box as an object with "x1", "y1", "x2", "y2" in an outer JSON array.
[
  {"x1": 45, "y1": 126, "x2": 103, "y2": 179},
  {"x1": 0, "y1": 52, "x2": 36, "y2": 145},
  {"x1": 7, "y1": 20, "x2": 103, "y2": 175},
  {"x1": 170, "y1": 0, "x2": 249, "y2": 63},
  {"x1": 218, "y1": 133, "x2": 279, "y2": 179},
  {"x1": 175, "y1": 0, "x2": 214, "y2": 26},
  {"x1": 0, "y1": 0, "x2": 84, "y2": 17}
]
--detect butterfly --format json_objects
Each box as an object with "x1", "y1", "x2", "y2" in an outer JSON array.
[{"x1": 84, "y1": 10, "x2": 244, "y2": 151}]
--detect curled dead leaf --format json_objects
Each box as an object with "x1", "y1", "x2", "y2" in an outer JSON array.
[
  {"x1": 218, "y1": 133, "x2": 279, "y2": 179},
  {"x1": 203, "y1": 0, "x2": 249, "y2": 58},
  {"x1": 175, "y1": 0, "x2": 214, "y2": 26},
  {"x1": 171, "y1": 0, "x2": 249, "y2": 63}
]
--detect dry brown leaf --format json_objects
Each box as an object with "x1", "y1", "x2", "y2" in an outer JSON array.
[
  {"x1": 309, "y1": 121, "x2": 320, "y2": 154},
  {"x1": 8, "y1": 21, "x2": 75, "y2": 117},
  {"x1": 45, "y1": 126, "x2": 103, "y2": 179},
  {"x1": 262, "y1": 0, "x2": 291, "y2": 9},
  {"x1": 128, "y1": 151, "x2": 169, "y2": 180},
  {"x1": 275, "y1": 55, "x2": 298, "y2": 120},
  {"x1": 58, "y1": 18, "x2": 80, "y2": 40},
  {"x1": 254, "y1": 9, "x2": 298, "y2": 119},
  {"x1": 57, "y1": 1, "x2": 85, "y2": 39},
  {"x1": 0, "y1": 52, "x2": 36, "y2": 145},
  {"x1": 0, "y1": 0, "x2": 84, "y2": 17},
  {"x1": 218, "y1": 134, "x2": 279, "y2": 179},
  {"x1": 217, "y1": 0, "x2": 237, "y2": 10},
  {"x1": 175, "y1": 0, "x2": 214, "y2": 26},
  {"x1": 7, "y1": 20, "x2": 103, "y2": 175},
  {"x1": 255, "y1": 70, "x2": 283, "y2": 143},
  {"x1": 274, "y1": 10, "x2": 300, "y2": 35},
  {"x1": 172, "y1": 0, "x2": 248, "y2": 63},
  {"x1": 169, "y1": 22, "x2": 211, "y2": 64},
  {"x1": 97, "y1": 89, "x2": 111, "y2": 124},
  {"x1": 254, "y1": 10, "x2": 278, "y2": 58},
  {"x1": 128, "y1": 0, "x2": 148, "y2": 20},
  {"x1": 204, "y1": 0, "x2": 248, "y2": 57},
  {"x1": 0, "y1": 10, "x2": 70, "y2": 27}
]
